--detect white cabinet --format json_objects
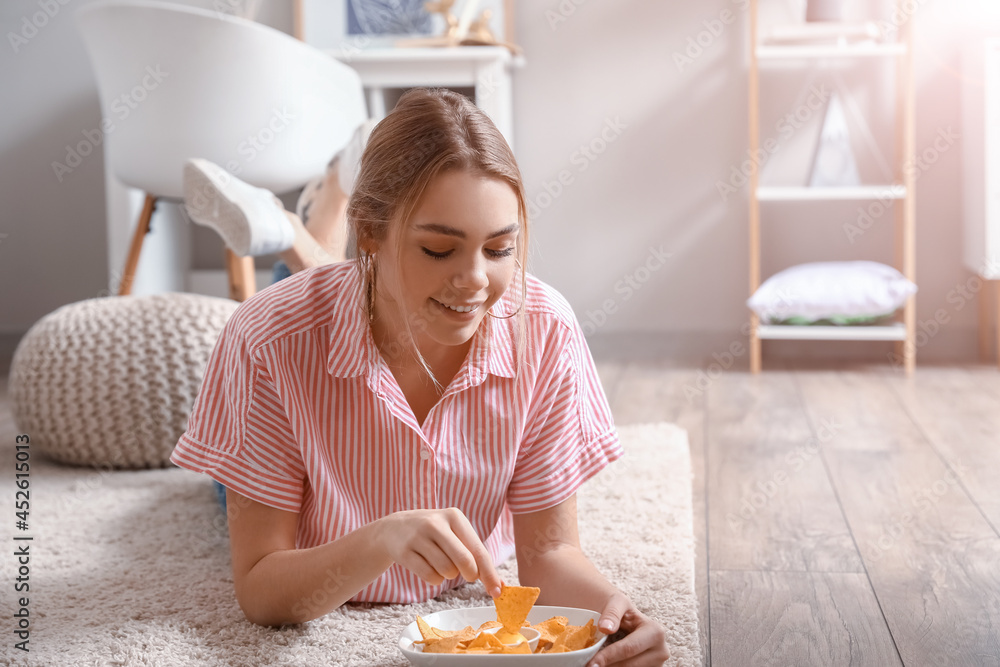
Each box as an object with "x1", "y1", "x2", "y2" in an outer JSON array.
[
  {"x1": 961, "y1": 39, "x2": 1000, "y2": 366},
  {"x1": 962, "y1": 39, "x2": 1000, "y2": 280},
  {"x1": 330, "y1": 46, "x2": 520, "y2": 151}
]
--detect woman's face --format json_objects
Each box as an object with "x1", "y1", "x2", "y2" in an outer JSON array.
[{"x1": 372, "y1": 169, "x2": 520, "y2": 357}]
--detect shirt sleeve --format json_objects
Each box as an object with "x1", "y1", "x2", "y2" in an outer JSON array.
[
  {"x1": 506, "y1": 323, "x2": 623, "y2": 514},
  {"x1": 170, "y1": 314, "x2": 306, "y2": 513}
]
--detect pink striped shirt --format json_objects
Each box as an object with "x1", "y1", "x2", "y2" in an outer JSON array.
[{"x1": 171, "y1": 260, "x2": 621, "y2": 603}]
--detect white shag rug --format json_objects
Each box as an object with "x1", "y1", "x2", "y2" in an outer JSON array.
[{"x1": 1, "y1": 423, "x2": 699, "y2": 667}]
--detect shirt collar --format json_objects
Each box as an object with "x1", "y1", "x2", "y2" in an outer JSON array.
[
  {"x1": 326, "y1": 261, "x2": 519, "y2": 382},
  {"x1": 474, "y1": 307, "x2": 517, "y2": 381},
  {"x1": 326, "y1": 263, "x2": 371, "y2": 378}
]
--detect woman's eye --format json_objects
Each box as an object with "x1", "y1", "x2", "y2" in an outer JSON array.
[
  {"x1": 421, "y1": 247, "x2": 453, "y2": 259},
  {"x1": 486, "y1": 247, "x2": 515, "y2": 259},
  {"x1": 422, "y1": 246, "x2": 514, "y2": 260}
]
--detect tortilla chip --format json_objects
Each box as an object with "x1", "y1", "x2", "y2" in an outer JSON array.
[
  {"x1": 476, "y1": 620, "x2": 503, "y2": 632},
  {"x1": 494, "y1": 583, "x2": 540, "y2": 632},
  {"x1": 415, "y1": 616, "x2": 438, "y2": 642},
  {"x1": 553, "y1": 619, "x2": 595, "y2": 652},
  {"x1": 543, "y1": 644, "x2": 571, "y2": 653},
  {"x1": 530, "y1": 616, "x2": 569, "y2": 644},
  {"x1": 421, "y1": 635, "x2": 464, "y2": 653},
  {"x1": 436, "y1": 625, "x2": 477, "y2": 642},
  {"x1": 466, "y1": 632, "x2": 505, "y2": 650}
]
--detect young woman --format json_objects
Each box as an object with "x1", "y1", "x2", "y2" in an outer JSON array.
[{"x1": 172, "y1": 88, "x2": 669, "y2": 666}]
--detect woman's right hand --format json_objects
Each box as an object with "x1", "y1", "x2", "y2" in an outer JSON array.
[{"x1": 376, "y1": 507, "x2": 503, "y2": 597}]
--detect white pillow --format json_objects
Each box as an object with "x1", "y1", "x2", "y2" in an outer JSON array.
[{"x1": 747, "y1": 261, "x2": 917, "y2": 324}]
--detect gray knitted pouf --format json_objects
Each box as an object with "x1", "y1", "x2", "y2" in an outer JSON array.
[{"x1": 9, "y1": 293, "x2": 239, "y2": 469}]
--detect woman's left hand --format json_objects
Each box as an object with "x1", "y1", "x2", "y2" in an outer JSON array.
[{"x1": 587, "y1": 592, "x2": 670, "y2": 667}]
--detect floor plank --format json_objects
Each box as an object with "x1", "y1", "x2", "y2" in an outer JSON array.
[
  {"x1": 884, "y1": 366, "x2": 1000, "y2": 533},
  {"x1": 795, "y1": 369, "x2": 1000, "y2": 666},
  {"x1": 710, "y1": 570, "x2": 901, "y2": 667},
  {"x1": 706, "y1": 371, "x2": 862, "y2": 573}
]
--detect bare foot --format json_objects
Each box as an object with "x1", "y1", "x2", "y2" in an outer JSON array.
[
  {"x1": 302, "y1": 162, "x2": 350, "y2": 263},
  {"x1": 277, "y1": 211, "x2": 337, "y2": 274},
  {"x1": 293, "y1": 119, "x2": 375, "y2": 264}
]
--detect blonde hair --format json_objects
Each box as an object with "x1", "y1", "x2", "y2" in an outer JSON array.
[{"x1": 347, "y1": 88, "x2": 529, "y2": 388}]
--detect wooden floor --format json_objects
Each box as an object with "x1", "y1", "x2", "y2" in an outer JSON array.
[
  {"x1": 592, "y1": 360, "x2": 1000, "y2": 667},
  {"x1": 3, "y1": 361, "x2": 999, "y2": 665}
]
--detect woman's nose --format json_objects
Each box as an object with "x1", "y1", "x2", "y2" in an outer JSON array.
[{"x1": 451, "y1": 253, "x2": 489, "y2": 293}]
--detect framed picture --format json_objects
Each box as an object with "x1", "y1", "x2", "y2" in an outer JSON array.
[{"x1": 298, "y1": 0, "x2": 512, "y2": 53}]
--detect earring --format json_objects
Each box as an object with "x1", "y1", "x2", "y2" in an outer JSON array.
[
  {"x1": 364, "y1": 254, "x2": 377, "y2": 323},
  {"x1": 488, "y1": 259, "x2": 525, "y2": 320}
]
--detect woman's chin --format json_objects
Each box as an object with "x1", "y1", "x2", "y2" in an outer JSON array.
[
  {"x1": 422, "y1": 298, "x2": 489, "y2": 343},
  {"x1": 428, "y1": 320, "x2": 482, "y2": 347}
]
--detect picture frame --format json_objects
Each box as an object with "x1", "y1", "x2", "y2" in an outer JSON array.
[{"x1": 298, "y1": 0, "x2": 512, "y2": 54}]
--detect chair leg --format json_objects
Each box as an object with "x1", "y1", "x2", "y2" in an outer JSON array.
[
  {"x1": 118, "y1": 194, "x2": 158, "y2": 296},
  {"x1": 225, "y1": 249, "x2": 256, "y2": 302}
]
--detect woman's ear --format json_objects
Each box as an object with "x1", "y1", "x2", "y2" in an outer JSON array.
[
  {"x1": 358, "y1": 237, "x2": 379, "y2": 255},
  {"x1": 355, "y1": 231, "x2": 379, "y2": 256}
]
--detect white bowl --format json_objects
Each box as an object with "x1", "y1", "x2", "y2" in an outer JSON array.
[{"x1": 399, "y1": 605, "x2": 607, "y2": 666}]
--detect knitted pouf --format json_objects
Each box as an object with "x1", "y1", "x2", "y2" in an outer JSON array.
[{"x1": 9, "y1": 293, "x2": 239, "y2": 468}]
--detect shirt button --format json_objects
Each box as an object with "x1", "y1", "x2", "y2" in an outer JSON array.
[{"x1": 420, "y1": 449, "x2": 431, "y2": 461}]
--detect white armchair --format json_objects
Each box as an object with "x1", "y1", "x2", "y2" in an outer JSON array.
[{"x1": 76, "y1": 0, "x2": 367, "y2": 300}]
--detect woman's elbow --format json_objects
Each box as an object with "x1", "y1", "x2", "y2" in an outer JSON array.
[{"x1": 234, "y1": 582, "x2": 303, "y2": 627}]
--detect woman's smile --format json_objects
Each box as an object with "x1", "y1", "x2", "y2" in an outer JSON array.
[{"x1": 431, "y1": 298, "x2": 483, "y2": 316}]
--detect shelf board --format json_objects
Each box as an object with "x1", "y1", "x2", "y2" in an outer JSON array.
[
  {"x1": 757, "y1": 322, "x2": 907, "y2": 341},
  {"x1": 329, "y1": 45, "x2": 513, "y2": 63},
  {"x1": 757, "y1": 185, "x2": 906, "y2": 201},
  {"x1": 756, "y1": 42, "x2": 907, "y2": 60}
]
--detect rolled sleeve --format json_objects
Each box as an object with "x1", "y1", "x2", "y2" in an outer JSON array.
[
  {"x1": 171, "y1": 317, "x2": 306, "y2": 513},
  {"x1": 506, "y1": 327, "x2": 622, "y2": 514}
]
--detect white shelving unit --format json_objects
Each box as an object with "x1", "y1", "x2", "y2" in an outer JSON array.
[{"x1": 747, "y1": 1, "x2": 917, "y2": 375}]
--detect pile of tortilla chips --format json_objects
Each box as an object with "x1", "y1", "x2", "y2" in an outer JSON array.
[{"x1": 412, "y1": 584, "x2": 599, "y2": 655}]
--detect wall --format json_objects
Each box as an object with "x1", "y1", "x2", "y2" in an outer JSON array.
[{"x1": 0, "y1": 0, "x2": 994, "y2": 366}]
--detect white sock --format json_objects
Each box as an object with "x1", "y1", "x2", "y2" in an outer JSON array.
[
  {"x1": 336, "y1": 118, "x2": 377, "y2": 195},
  {"x1": 182, "y1": 159, "x2": 295, "y2": 257},
  {"x1": 293, "y1": 119, "x2": 376, "y2": 226}
]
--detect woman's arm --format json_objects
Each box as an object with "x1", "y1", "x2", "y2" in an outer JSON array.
[
  {"x1": 512, "y1": 494, "x2": 617, "y2": 610},
  {"x1": 226, "y1": 489, "x2": 390, "y2": 625},
  {"x1": 513, "y1": 495, "x2": 669, "y2": 666},
  {"x1": 226, "y1": 490, "x2": 503, "y2": 626}
]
